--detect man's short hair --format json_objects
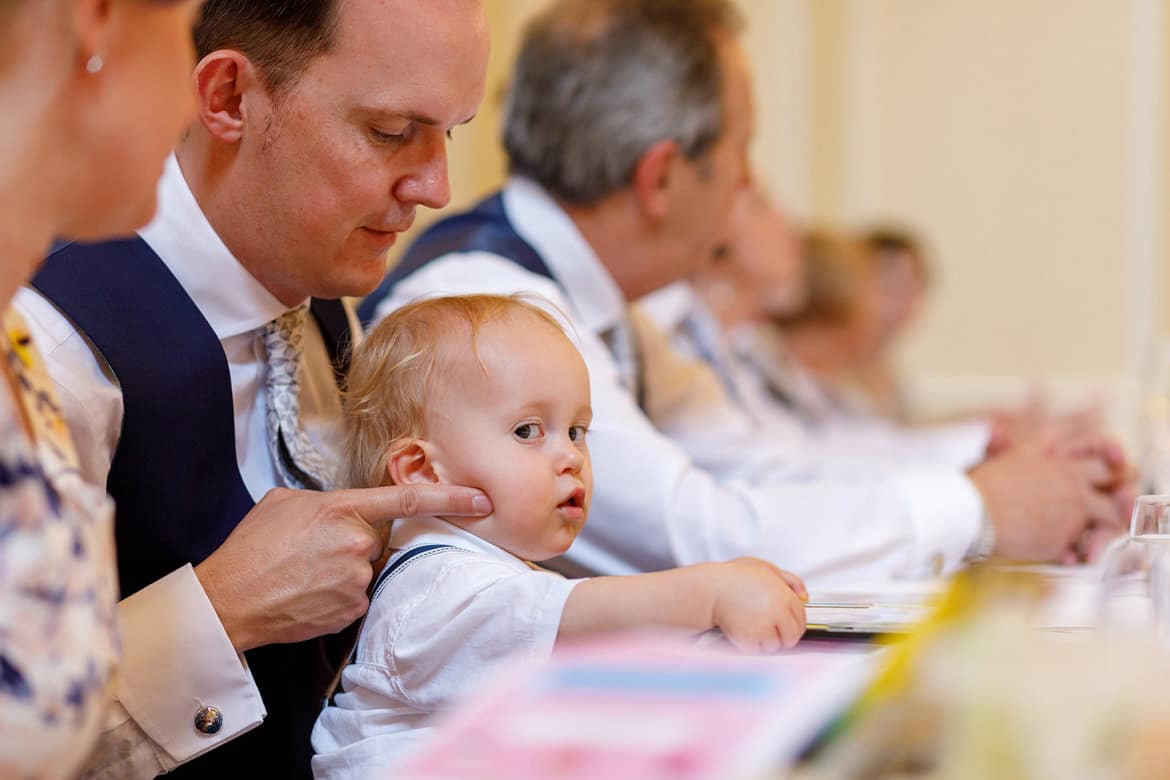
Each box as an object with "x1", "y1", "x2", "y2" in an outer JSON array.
[
  {"x1": 194, "y1": 0, "x2": 340, "y2": 95},
  {"x1": 343, "y1": 294, "x2": 569, "y2": 490},
  {"x1": 502, "y1": 0, "x2": 743, "y2": 205}
]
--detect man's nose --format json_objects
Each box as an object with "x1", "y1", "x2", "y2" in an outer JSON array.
[{"x1": 392, "y1": 131, "x2": 451, "y2": 210}]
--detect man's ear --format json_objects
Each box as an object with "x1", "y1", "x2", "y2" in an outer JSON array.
[
  {"x1": 631, "y1": 138, "x2": 681, "y2": 222},
  {"x1": 193, "y1": 49, "x2": 259, "y2": 144},
  {"x1": 386, "y1": 440, "x2": 441, "y2": 486}
]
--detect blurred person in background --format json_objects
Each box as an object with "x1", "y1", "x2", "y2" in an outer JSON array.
[
  {"x1": 779, "y1": 227, "x2": 1109, "y2": 456},
  {"x1": 780, "y1": 227, "x2": 929, "y2": 423},
  {"x1": 643, "y1": 187, "x2": 996, "y2": 472},
  {"x1": 664, "y1": 193, "x2": 1131, "y2": 560},
  {"x1": 0, "y1": 0, "x2": 200, "y2": 777},
  {"x1": 852, "y1": 228, "x2": 932, "y2": 420}
]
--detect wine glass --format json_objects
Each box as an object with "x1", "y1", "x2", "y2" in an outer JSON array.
[
  {"x1": 1130, "y1": 494, "x2": 1170, "y2": 541},
  {"x1": 1137, "y1": 340, "x2": 1170, "y2": 494},
  {"x1": 1099, "y1": 495, "x2": 1170, "y2": 635}
]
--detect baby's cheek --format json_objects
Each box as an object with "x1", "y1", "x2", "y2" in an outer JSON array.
[
  {"x1": 439, "y1": 459, "x2": 494, "y2": 493},
  {"x1": 491, "y1": 466, "x2": 535, "y2": 501}
]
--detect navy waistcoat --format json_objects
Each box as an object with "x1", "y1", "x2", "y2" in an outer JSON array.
[
  {"x1": 357, "y1": 192, "x2": 553, "y2": 326},
  {"x1": 32, "y1": 237, "x2": 354, "y2": 779}
]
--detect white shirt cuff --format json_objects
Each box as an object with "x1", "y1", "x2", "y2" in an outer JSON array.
[
  {"x1": 117, "y1": 565, "x2": 265, "y2": 765},
  {"x1": 909, "y1": 419, "x2": 992, "y2": 470},
  {"x1": 885, "y1": 467, "x2": 985, "y2": 577}
]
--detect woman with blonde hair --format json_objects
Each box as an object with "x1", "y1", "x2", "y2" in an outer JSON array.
[
  {"x1": 0, "y1": 1, "x2": 200, "y2": 776},
  {"x1": 775, "y1": 227, "x2": 930, "y2": 420}
]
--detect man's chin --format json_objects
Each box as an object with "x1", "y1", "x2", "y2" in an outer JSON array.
[
  {"x1": 309, "y1": 270, "x2": 385, "y2": 302},
  {"x1": 329, "y1": 246, "x2": 400, "y2": 298}
]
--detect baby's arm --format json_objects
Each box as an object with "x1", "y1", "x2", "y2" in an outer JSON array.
[{"x1": 558, "y1": 558, "x2": 808, "y2": 652}]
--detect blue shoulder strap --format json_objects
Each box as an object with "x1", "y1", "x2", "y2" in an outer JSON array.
[
  {"x1": 324, "y1": 543, "x2": 458, "y2": 706},
  {"x1": 358, "y1": 192, "x2": 553, "y2": 326},
  {"x1": 369, "y1": 543, "x2": 458, "y2": 602}
]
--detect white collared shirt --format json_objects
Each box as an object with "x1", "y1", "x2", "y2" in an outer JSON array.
[
  {"x1": 638, "y1": 281, "x2": 991, "y2": 471},
  {"x1": 13, "y1": 155, "x2": 358, "y2": 774},
  {"x1": 371, "y1": 177, "x2": 985, "y2": 586},
  {"x1": 311, "y1": 516, "x2": 579, "y2": 779}
]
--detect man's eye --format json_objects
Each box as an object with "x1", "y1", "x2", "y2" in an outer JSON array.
[
  {"x1": 514, "y1": 423, "x2": 542, "y2": 440},
  {"x1": 569, "y1": 425, "x2": 588, "y2": 442},
  {"x1": 370, "y1": 127, "x2": 406, "y2": 144}
]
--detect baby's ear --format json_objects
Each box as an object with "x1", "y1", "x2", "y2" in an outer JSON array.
[{"x1": 387, "y1": 440, "x2": 440, "y2": 486}]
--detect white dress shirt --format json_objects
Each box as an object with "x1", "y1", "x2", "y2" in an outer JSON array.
[
  {"x1": 311, "y1": 516, "x2": 579, "y2": 779},
  {"x1": 638, "y1": 281, "x2": 991, "y2": 471},
  {"x1": 369, "y1": 177, "x2": 986, "y2": 587},
  {"x1": 13, "y1": 155, "x2": 357, "y2": 776}
]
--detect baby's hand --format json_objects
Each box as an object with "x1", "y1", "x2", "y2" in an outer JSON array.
[{"x1": 711, "y1": 558, "x2": 807, "y2": 652}]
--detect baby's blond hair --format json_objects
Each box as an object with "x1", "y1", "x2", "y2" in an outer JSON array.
[{"x1": 343, "y1": 294, "x2": 569, "y2": 489}]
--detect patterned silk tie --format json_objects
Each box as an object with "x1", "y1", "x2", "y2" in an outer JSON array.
[
  {"x1": 601, "y1": 320, "x2": 637, "y2": 395},
  {"x1": 601, "y1": 310, "x2": 646, "y2": 410},
  {"x1": 264, "y1": 305, "x2": 336, "y2": 491}
]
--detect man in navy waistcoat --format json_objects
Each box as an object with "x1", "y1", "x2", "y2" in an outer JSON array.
[{"x1": 15, "y1": 1, "x2": 491, "y2": 777}]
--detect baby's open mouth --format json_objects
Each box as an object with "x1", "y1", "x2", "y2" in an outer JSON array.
[{"x1": 558, "y1": 488, "x2": 586, "y2": 509}]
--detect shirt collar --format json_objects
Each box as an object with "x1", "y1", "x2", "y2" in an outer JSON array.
[
  {"x1": 638, "y1": 281, "x2": 696, "y2": 334},
  {"x1": 389, "y1": 515, "x2": 532, "y2": 572},
  {"x1": 137, "y1": 154, "x2": 304, "y2": 339},
  {"x1": 731, "y1": 324, "x2": 839, "y2": 420},
  {"x1": 502, "y1": 176, "x2": 627, "y2": 336}
]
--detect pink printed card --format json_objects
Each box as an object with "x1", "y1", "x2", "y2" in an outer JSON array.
[{"x1": 398, "y1": 632, "x2": 878, "y2": 779}]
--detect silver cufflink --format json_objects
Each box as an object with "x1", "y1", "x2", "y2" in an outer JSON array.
[{"x1": 194, "y1": 705, "x2": 224, "y2": 735}]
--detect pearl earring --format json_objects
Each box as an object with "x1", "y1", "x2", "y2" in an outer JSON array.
[{"x1": 86, "y1": 54, "x2": 103, "y2": 74}]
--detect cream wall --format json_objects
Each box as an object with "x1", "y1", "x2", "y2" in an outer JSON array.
[
  {"x1": 800, "y1": 1, "x2": 1165, "y2": 449},
  {"x1": 1164, "y1": 0, "x2": 1170, "y2": 336},
  {"x1": 412, "y1": 0, "x2": 1168, "y2": 446},
  {"x1": 749, "y1": 1, "x2": 1167, "y2": 446},
  {"x1": 825, "y1": 1, "x2": 1133, "y2": 377}
]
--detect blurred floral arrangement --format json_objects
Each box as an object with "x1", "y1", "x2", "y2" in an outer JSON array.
[{"x1": 796, "y1": 567, "x2": 1170, "y2": 780}]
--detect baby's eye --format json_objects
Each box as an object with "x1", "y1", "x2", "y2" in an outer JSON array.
[
  {"x1": 568, "y1": 425, "x2": 588, "y2": 442},
  {"x1": 514, "y1": 423, "x2": 544, "y2": 441}
]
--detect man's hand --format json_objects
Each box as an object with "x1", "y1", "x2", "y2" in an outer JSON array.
[
  {"x1": 1061, "y1": 461, "x2": 1138, "y2": 563},
  {"x1": 987, "y1": 399, "x2": 1104, "y2": 460},
  {"x1": 194, "y1": 485, "x2": 492, "y2": 653},
  {"x1": 968, "y1": 447, "x2": 1124, "y2": 562}
]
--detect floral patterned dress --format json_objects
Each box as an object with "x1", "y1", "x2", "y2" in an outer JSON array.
[{"x1": 0, "y1": 307, "x2": 118, "y2": 779}]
